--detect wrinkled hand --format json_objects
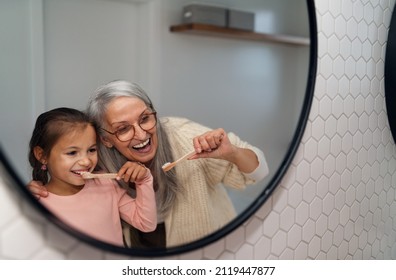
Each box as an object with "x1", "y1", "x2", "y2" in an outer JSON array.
[
  {"x1": 27, "y1": 180, "x2": 48, "y2": 200},
  {"x1": 191, "y1": 128, "x2": 260, "y2": 173},
  {"x1": 191, "y1": 128, "x2": 237, "y2": 161},
  {"x1": 117, "y1": 161, "x2": 149, "y2": 183}
]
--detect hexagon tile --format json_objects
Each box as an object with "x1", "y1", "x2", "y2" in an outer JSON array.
[{"x1": 1, "y1": 0, "x2": 396, "y2": 260}]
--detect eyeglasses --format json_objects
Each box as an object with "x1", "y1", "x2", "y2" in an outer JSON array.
[{"x1": 101, "y1": 112, "x2": 157, "y2": 142}]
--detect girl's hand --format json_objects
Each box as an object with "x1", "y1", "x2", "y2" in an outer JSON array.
[
  {"x1": 191, "y1": 128, "x2": 237, "y2": 161},
  {"x1": 27, "y1": 180, "x2": 48, "y2": 200},
  {"x1": 117, "y1": 161, "x2": 149, "y2": 183}
]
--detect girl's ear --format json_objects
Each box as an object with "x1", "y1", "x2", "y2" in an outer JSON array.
[
  {"x1": 100, "y1": 135, "x2": 113, "y2": 148},
  {"x1": 33, "y1": 146, "x2": 47, "y2": 164}
]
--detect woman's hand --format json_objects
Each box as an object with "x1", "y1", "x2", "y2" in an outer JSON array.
[
  {"x1": 191, "y1": 128, "x2": 259, "y2": 173},
  {"x1": 27, "y1": 180, "x2": 48, "y2": 200},
  {"x1": 117, "y1": 161, "x2": 149, "y2": 183},
  {"x1": 192, "y1": 128, "x2": 236, "y2": 161}
]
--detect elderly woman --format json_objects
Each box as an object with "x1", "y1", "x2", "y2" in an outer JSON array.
[{"x1": 29, "y1": 80, "x2": 269, "y2": 248}]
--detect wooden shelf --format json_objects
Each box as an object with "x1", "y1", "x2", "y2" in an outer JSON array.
[{"x1": 170, "y1": 23, "x2": 310, "y2": 46}]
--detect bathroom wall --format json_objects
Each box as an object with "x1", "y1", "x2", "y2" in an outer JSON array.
[{"x1": 1, "y1": 0, "x2": 396, "y2": 260}]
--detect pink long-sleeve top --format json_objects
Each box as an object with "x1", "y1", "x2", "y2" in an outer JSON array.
[{"x1": 39, "y1": 172, "x2": 157, "y2": 246}]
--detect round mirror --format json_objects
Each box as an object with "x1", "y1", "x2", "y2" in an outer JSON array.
[
  {"x1": 0, "y1": 0, "x2": 317, "y2": 257},
  {"x1": 385, "y1": 2, "x2": 396, "y2": 143}
]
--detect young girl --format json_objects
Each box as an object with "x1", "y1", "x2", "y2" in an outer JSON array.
[{"x1": 28, "y1": 107, "x2": 157, "y2": 246}]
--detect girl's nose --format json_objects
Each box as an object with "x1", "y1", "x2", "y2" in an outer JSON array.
[{"x1": 78, "y1": 156, "x2": 92, "y2": 166}]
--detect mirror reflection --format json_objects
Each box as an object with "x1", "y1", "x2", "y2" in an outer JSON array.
[
  {"x1": 385, "y1": 3, "x2": 396, "y2": 143},
  {"x1": 0, "y1": 0, "x2": 312, "y2": 253}
]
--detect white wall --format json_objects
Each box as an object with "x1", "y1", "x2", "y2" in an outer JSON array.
[
  {"x1": 1, "y1": 0, "x2": 396, "y2": 260},
  {"x1": 0, "y1": 0, "x2": 40, "y2": 179}
]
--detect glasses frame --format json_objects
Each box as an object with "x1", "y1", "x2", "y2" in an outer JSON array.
[{"x1": 101, "y1": 111, "x2": 157, "y2": 142}]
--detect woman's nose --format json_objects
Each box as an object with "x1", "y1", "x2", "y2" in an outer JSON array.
[{"x1": 133, "y1": 125, "x2": 147, "y2": 139}]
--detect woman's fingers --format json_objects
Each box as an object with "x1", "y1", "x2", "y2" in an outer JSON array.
[
  {"x1": 27, "y1": 180, "x2": 48, "y2": 198},
  {"x1": 27, "y1": 184, "x2": 48, "y2": 200},
  {"x1": 194, "y1": 129, "x2": 225, "y2": 152}
]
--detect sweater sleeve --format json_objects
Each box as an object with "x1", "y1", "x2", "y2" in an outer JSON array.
[
  {"x1": 241, "y1": 146, "x2": 269, "y2": 182},
  {"x1": 117, "y1": 173, "x2": 157, "y2": 232},
  {"x1": 163, "y1": 117, "x2": 269, "y2": 190},
  {"x1": 206, "y1": 131, "x2": 268, "y2": 189}
]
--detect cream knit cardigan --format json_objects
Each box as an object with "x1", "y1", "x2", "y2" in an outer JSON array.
[{"x1": 160, "y1": 117, "x2": 268, "y2": 247}]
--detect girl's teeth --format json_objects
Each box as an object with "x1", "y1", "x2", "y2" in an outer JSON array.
[{"x1": 73, "y1": 171, "x2": 88, "y2": 175}]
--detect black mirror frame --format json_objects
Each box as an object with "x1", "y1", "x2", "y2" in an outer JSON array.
[
  {"x1": 385, "y1": 3, "x2": 396, "y2": 143},
  {"x1": 0, "y1": 0, "x2": 317, "y2": 258}
]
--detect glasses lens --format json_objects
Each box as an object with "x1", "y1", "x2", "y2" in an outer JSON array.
[
  {"x1": 116, "y1": 113, "x2": 157, "y2": 142},
  {"x1": 116, "y1": 125, "x2": 135, "y2": 142},
  {"x1": 140, "y1": 113, "x2": 157, "y2": 131}
]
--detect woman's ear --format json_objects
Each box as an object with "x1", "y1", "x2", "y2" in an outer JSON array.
[
  {"x1": 100, "y1": 135, "x2": 113, "y2": 148},
  {"x1": 33, "y1": 146, "x2": 47, "y2": 164}
]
